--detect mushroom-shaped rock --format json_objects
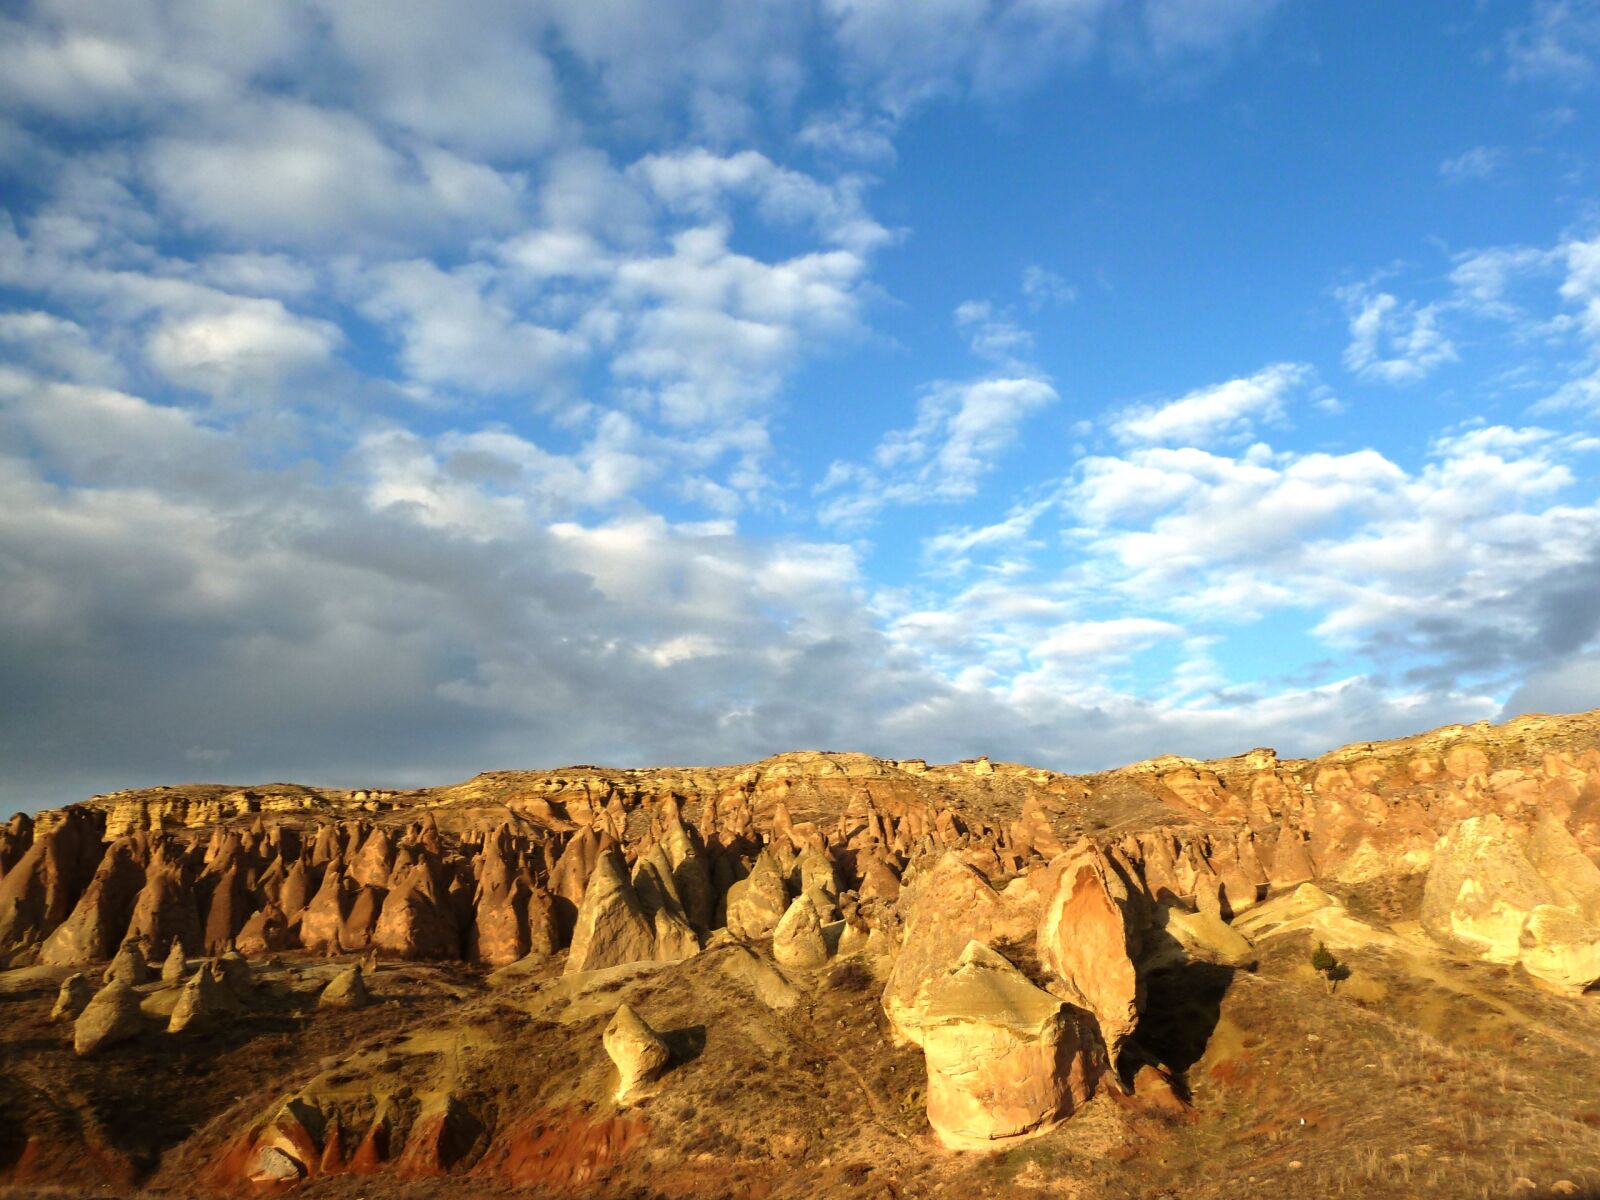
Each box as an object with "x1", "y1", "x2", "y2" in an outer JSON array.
[
  {"x1": 564, "y1": 851, "x2": 656, "y2": 975},
  {"x1": 73, "y1": 978, "x2": 144, "y2": 1056},
  {"x1": 104, "y1": 942, "x2": 149, "y2": 986},
  {"x1": 881, "y1": 852, "x2": 1037, "y2": 1046},
  {"x1": 160, "y1": 940, "x2": 187, "y2": 982},
  {"x1": 319, "y1": 963, "x2": 371, "y2": 1010},
  {"x1": 772, "y1": 895, "x2": 829, "y2": 970},
  {"x1": 169, "y1": 962, "x2": 241, "y2": 1033},
  {"x1": 1038, "y1": 845, "x2": 1143, "y2": 1067},
  {"x1": 51, "y1": 972, "x2": 92, "y2": 1021},
  {"x1": 603, "y1": 1003, "x2": 671, "y2": 1103},
  {"x1": 920, "y1": 942, "x2": 1100, "y2": 1151}
]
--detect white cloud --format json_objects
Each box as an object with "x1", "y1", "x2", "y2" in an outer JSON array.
[
  {"x1": 1021, "y1": 264, "x2": 1077, "y2": 308},
  {"x1": 145, "y1": 99, "x2": 527, "y2": 250},
  {"x1": 1111, "y1": 362, "x2": 1308, "y2": 446},
  {"x1": 356, "y1": 260, "x2": 580, "y2": 397},
  {"x1": 1338, "y1": 284, "x2": 1457, "y2": 383},
  {"x1": 318, "y1": 2, "x2": 565, "y2": 158},
  {"x1": 145, "y1": 301, "x2": 343, "y2": 394},
  {"x1": 820, "y1": 375, "x2": 1059, "y2": 526},
  {"x1": 1439, "y1": 145, "x2": 1507, "y2": 183},
  {"x1": 0, "y1": 311, "x2": 121, "y2": 384},
  {"x1": 954, "y1": 300, "x2": 1035, "y2": 364},
  {"x1": 631, "y1": 148, "x2": 891, "y2": 253},
  {"x1": 1506, "y1": 0, "x2": 1600, "y2": 87}
]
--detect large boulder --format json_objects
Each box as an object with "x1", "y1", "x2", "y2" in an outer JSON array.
[
  {"x1": 603, "y1": 1003, "x2": 670, "y2": 1103},
  {"x1": 73, "y1": 979, "x2": 144, "y2": 1056},
  {"x1": 1144, "y1": 901, "x2": 1258, "y2": 971},
  {"x1": 1520, "y1": 905, "x2": 1600, "y2": 991},
  {"x1": 1037, "y1": 845, "x2": 1143, "y2": 1067},
  {"x1": 919, "y1": 942, "x2": 1100, "y2": 1151}
]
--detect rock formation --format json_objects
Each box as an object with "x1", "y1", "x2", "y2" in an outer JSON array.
[
  {"x1": 319, "y1": 963, "x2": 371, "y2": 1009},
  {"x1": 73, "y1": 978, "x2": 143, "y2": 1056},
  {"x1": 919, "y1": 942, "x2": 1100, "y2": 1150},
  {"x1": 603, "y1": 1003, "x2": 671, "y2": 1103}
]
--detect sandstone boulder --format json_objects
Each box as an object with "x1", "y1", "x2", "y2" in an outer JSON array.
[
  {"x1": 1145, "y1": 901, "x2": 1258, "y2": 971},
  {"x1": 73, "y1": 978, "x2": 143, "y2": 1056},
  {"x1": 1519, "y1": 905, "x2": 1600, "y2": 992},
  {"x1": 319, "y1": 963, "x2": 372, "y2": 1009},
  {"x1": 603, "y1": 1003, "x2": 670, "y2": 1103},
  {"x1": 919, "y1": 942, "x2": 1099, "y2": 1151}
]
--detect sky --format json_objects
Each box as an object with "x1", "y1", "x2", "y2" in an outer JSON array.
[{"x1": 2, "y1": 0, "x2": 1599, "y2": 809}]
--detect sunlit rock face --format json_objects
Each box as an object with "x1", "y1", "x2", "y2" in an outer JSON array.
[{"x1": 4, "y1": 711, "x2": 1600, "y2": 1195}]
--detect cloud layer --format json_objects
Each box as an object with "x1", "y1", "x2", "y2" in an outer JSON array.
[{"x1": 1, "y1": 0, "x2": 1597, "y2": 808}]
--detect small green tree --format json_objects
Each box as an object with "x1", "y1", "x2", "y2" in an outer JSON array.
[{"x1": 1311, "y1": 941, "x2": 1340, "y2": 992}]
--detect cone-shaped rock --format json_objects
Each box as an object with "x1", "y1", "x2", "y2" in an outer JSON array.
[
  {"x1": 319, "y1": 963, "x2": 371, "y2": 1009},
  {"x1": 104, "y1": 941, "x2": 149, "y2": 986},
  {"x1": 160, "y1": 939, "x2": 187, "y2": 982},
  {"x1": 724, "y1": 850, "x2": 789, "y2": 939},
  {"x1": 73, "y1": 978, "x2": 143, "y2": 1056},
  {"x1": 564, "y1": 850, "x2": 656, "y2": 974},
  {"x1": 772, "y1": 894, "x2": 829, "y2": 970},
  {"x1": 169, "y1": 962, "x2": 241, "y2": 1033}
]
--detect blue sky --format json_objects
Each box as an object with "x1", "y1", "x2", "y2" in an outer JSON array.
[{"x1": 2, "y1": 0, "x2": 1599, "y2": 807}]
